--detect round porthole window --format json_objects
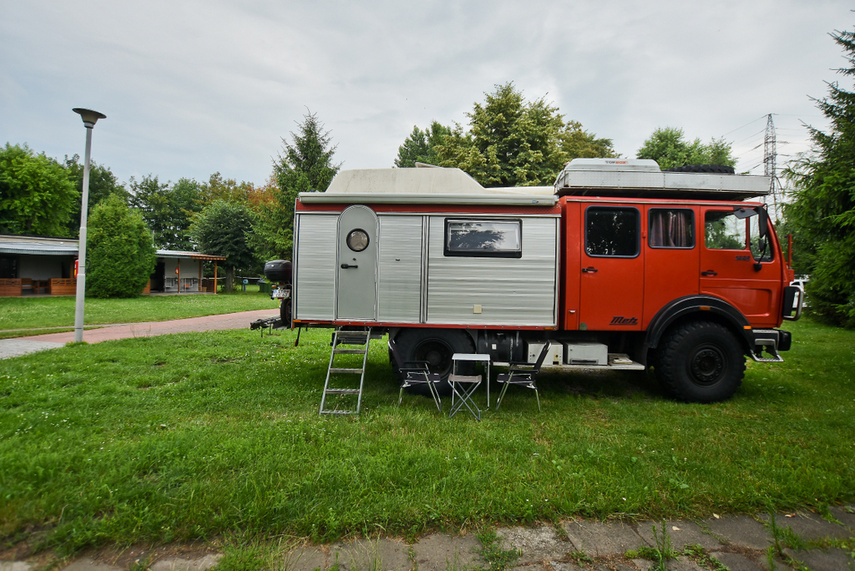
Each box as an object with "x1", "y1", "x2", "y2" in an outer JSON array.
[{"x1": 346, "y1": 229, "x2": 370, "y2": 252}]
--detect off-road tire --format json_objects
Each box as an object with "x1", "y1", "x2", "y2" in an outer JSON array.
[
  {"x1": 393, "y1": 328, "x2": 475, "y2": 397},
  {"x1": 665, "y1": 164, "x2": 735, "y2": 174},
  {"x1": 655, "y1": 321, "x2": 745, "y2": 403}
]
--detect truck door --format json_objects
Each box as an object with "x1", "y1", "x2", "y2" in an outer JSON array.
[
  {"x1": 643, "y1": 206, "x2": 700, "y2": 327},
  {"x1": 699, "y1": 206, "x2": 779, "y2": 326},
  {"x1": 578, "y1": 204, "x2": 644, "y2": 331},
  {"x1": 336, "y1": 205, "x2": 378, "y2": 320}
]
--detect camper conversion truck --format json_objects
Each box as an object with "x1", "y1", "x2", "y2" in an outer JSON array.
[{"x1": 267, "y1": 159, "x2": 802, "y2": 407}]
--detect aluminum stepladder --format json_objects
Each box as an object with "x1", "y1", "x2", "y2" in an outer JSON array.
[{"x1": 319, "y1": 327, "x2": 371, "y2": 415}]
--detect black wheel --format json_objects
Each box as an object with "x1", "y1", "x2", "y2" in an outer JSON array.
[
  {"x1": 655, "y1": 321, "x2": 745, "y2": 403},
  {"x1": 280, "y1": 298, "x2": 291, "y2": 328},
  {"x1": 393, "y1": 328, "x2": 475, "y2": 396}
]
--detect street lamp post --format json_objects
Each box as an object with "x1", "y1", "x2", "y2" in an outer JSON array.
[{"x1": 72, "y1": 108, "x2": 106, "y2": 343}]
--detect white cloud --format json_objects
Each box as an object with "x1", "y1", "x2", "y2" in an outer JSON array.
[{"x1": 0, "y1": 0, "x2": 848, "y2": 187}]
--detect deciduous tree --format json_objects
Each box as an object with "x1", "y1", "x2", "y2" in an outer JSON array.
[
  {"x1": 0, "y1": 143, "x2": 78, "y2": 236},
  {"x1": 636, "y1": 127, "x2": 735, "y2": 169},
  {"x1": 432, "y1": 82, "x2": 615, "y2": 187},
  {"x1": 199, "y1": 172, "x2": 253, "y2": 205},
  {"x1": 62, "y1": 155, "x2": 128, "y2": 236},
  {"x1": 129, "y1": 175, "x2": 202, "y2": 250},
  {"x1": 190, "y1": 200, "x2": 256, "y2": 291}
]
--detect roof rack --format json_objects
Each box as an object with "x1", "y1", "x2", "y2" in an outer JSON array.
[{"x1": 554, "y1": 159, "x2": 770, "y2": 201}]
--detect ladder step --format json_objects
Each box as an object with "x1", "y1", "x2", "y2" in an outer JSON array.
[
  {"x1": 336, "y1": 331, "x2": 368, "y2": 345},
  {"x1": 321, "y1": 327, "x2": 371, "y2": 415}
]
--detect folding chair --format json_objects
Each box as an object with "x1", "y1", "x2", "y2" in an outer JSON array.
[
  {"x1": 389, "y1": 338, "x2": 443, "y2": 412},
  {"x1": 495, "y1": 341, "x2": 551, "y2": 412}
]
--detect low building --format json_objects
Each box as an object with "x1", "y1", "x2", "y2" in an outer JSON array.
[{"x1": 0, "y1": 235, "x2": 225, "y2": 296}]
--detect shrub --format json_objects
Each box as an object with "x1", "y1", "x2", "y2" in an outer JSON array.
[{"x1": 86, "y1": 195, "x2": 156, "y2": 298}]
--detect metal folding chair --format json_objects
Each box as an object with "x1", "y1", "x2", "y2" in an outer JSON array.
[
  {"x1": 495, "y1": 341, "x2": 551, "y2": 412},
  {"x1": 389, "y1": 338, "x2": 443, "y2": 412}
]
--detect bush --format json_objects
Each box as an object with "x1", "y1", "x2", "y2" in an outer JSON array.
[{"x1": 86, "y1": 195, "x2": 156, "y2": 298}]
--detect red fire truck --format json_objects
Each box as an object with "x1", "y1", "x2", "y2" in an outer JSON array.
[{"x1": 266, "y1": 159, "x2": 802, "y2": 404}]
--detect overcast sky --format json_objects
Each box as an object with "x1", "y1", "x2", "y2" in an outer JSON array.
[{"x1": 1, "y1": 1, "x2": 850, "y2": 189}]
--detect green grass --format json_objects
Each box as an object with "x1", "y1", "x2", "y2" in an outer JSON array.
[
  {"x1": 0, "y1": 290, "x2": 277, "y2": 333},
  {"x1": 0, "y1": 318, "x2": 853, "y2": 558}
]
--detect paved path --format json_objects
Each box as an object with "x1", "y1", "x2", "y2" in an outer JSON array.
[
  {"x1": 0, "y1": 309, "x2": 278, "y2": 359},
  {"x1": 1, "y1": 508, "x2": 853, "y2": 570}
]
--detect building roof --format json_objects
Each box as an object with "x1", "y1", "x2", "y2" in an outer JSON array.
[
  {"x1": 0, "y1": 235, "x2": 79, "y2": 256},
  {"x1": 0, "y1": 235, "x2": 225, "y2": 261},
  {"x1": 156, "y1": 249, "x2": 226, "y2": 261}
]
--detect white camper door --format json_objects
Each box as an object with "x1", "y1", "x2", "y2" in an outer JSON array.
[{"x1": 336, "y1": 205, "x2": 378, "y2": 320}]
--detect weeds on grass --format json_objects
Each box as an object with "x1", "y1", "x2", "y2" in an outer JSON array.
[
  {"x1": 477, "y1": 529, "x2": 521, "y2": 571},
  {"x1": 625, "y1": 522, "x2": 676, "y2": 570},
  {"x1": 765, "y1": 509, "x2": 815, "y2": 571},
  {"x1": 680, "y1": 545, "x2": 728, "y2": 571},
  {"x1": 567, "y1": 550, "x2": 594, "y2": 564}
]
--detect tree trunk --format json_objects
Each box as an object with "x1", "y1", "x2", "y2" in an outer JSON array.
[{"x1": 225, "y1": 266, "x2": 235, "y2": 292}]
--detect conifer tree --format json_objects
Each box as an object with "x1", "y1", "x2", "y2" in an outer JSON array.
[
  {"x1": 87, "y1": 195, "x2": 156, "y2": 298},
  {"x1": 785, "y1": 28, "x2": 855, "y2": 327}
]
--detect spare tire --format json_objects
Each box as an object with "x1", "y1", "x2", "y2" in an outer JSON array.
[
  {"x1": 392, "y1": 328, "x2": 475, "y2": 397},
  {"x1": 665, "y1": 164, "x2": 735, "y2": 174}
]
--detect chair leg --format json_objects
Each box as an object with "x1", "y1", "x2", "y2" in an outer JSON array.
[
  {"x1": 398, "y1": 386, "x2": 404, "y2": 407},
  {"x1": 534, "y1": 387, "x2": 541, "y2": 412},
  {"x1": 495, "y1": 381, "x2": 510, "y2": 410},
  {"x1": 428, "y1": 382, "x2": 442, "y2": 412}
]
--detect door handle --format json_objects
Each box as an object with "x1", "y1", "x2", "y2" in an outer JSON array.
[
  {"x1": 582, "y1": 267, "x2": 598, "y2": 273},
  {"x1": 340, "y1": 264, "x2": 358, "y2": 269},
  {"x1": 701, "y1": 270, "x2": 718, "y2": 277}
]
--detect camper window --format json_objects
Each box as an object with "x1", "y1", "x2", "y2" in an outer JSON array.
[
  {"x1": 444, "y1": 219, "x2": 522, "y2": 258},
  {"x1": 346, "y1": 229, "x2": 370, "y2": 252}
]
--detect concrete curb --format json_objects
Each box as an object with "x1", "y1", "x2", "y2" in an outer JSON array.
[{"x1": 2, "y1": 508, "x2": 852, "y2": 570}]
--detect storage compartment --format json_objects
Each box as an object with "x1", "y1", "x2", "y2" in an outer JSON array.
[
  {"x1": 564, "y1": 342, "x2": 608, "y2": 365},
  {"x1": 526, "y1": 341, "x2": 563, "y2": 365},
  {"x1": 264, "y1": 259, "x2": 292, "y2": 283}
]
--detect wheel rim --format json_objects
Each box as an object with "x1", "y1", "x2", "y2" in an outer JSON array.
[{"x1": 689, "y1": 344, "x2": 726, "y2": 386}]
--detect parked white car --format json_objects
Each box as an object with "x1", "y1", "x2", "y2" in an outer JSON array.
[{"x1": 791, "y1": 277, "x2": 809, "y2": 309}]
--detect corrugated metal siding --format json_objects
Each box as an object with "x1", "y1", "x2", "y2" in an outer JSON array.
[
  {"x1": 377, "y1": 216, "x2": 423, "y2": 323},
  {"x1": 294, "y1": 214, "x2": 337, "y2": 320},
  {"x1": 426, "y1": 216, "x2": 558, "y2": 326}
]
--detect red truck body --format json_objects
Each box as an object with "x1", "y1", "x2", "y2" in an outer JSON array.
[{"x1": 268, "y1": 159, "x2": 802, "y2": 402}]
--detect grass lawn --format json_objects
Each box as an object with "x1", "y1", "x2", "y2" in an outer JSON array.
[
  {"x1": 0, "y1": 318, "x2": 853, "y2": 558},
  {"x1": 0, "y1": 290, "x2": 277, "y2": 335}
]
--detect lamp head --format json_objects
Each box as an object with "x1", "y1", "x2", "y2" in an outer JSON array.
[{"x1": 73, "y1": 108, "x2": 106, "y2": 128}]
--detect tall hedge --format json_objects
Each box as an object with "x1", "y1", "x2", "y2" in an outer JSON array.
[{"x1": 86, "y1": 195, "x2": 156, "y2": 298}]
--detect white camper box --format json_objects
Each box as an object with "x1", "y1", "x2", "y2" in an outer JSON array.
[{"x1": 293, "y1": 167, "x2": 561, "y2": 329}]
